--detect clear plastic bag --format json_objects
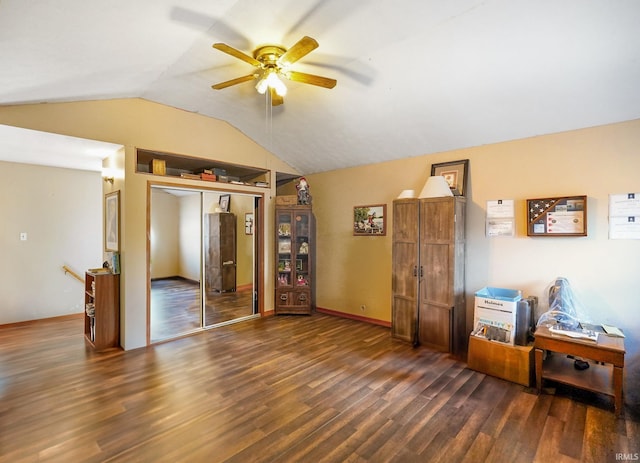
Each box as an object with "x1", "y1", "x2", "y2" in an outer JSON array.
[{"x1": 536, "y1": 277, "x2": 591, "y2": 329}]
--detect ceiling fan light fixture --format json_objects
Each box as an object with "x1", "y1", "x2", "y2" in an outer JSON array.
[
  {"x1": 212, "y1": 36, "x2": 334, "y2": 105},
  {"x1": 256, "y1": 69, "x2": 287, "y2": 96},
  {"x1": 267, "y1": 72, "x2": 287, "y2": 97},
  {"x1": 255, "y1": 76, "x2": 269, "y2": 94}
]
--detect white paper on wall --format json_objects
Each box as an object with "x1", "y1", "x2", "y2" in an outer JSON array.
[
  {"x1": 609, "y1": 193, "x2": 640, "y2": 240},
  {"x1": 486, "y1": 200, "x2": 515, "y2": 237}
]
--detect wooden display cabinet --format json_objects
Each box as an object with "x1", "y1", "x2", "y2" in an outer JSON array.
[
  {"x1": 84, "y1": 271, "x2": 120, "y2": 350},
  {"x1": 275, "y1": 205, "x2": 315, "y2": 315}
]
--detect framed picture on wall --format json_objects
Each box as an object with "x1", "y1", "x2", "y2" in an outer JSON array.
[
  {"x1": 219, "y1": 194, "x2": 230, "y2": 213},
  {"x1": 526, "y1": 195, "x2": 587, "y2": 237},
  {"x1": 431, "y1": 159, "x2": 469, "y2": 196},
  {"x1": 353, "y1": 204, "x2": 386, "y2": 236},
  {"x1": 245, "y1": 213, "x2": 254, "y2": 235},
  {"x1": 105, "y1": 190, "x2": 120, "y2": 252}
]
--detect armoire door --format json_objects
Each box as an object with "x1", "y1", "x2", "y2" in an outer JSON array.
[
  {"x1": 418, "y1": 197, "x2": 466, "y2": 354},
  {"x1": 391, "y1": 199, "x2": 419, "y2": 343}
]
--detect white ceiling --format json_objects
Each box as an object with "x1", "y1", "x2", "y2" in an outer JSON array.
[
  {"x1": 1, "y1": 0, "x2": 639, "y2": 174},
  {"x1": 0, "y1": 124, "x2": 121, "y2": 171}
]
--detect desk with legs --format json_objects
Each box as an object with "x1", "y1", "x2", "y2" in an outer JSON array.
[{"x1": 534, "y1": 325, "x2": 625, "y2": 415}]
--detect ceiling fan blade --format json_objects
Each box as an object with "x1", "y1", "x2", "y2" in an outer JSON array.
[
  {"x1": 285, "y1": 70, "x2": 337, "y2": 89},
  {"x1": 278, "y1": 36, "x2": 319, "y2": 66},
  {"x1": 212, "y1": 43, "x2": 261, "y2": 67},
  {"x1": 211, "y1": 74, "x2": 256, "y2": 90},
  {"x1": 270, "y1": 88, "x2": 284, "y2": 106}
]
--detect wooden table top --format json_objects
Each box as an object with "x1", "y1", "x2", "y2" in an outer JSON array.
[{"x1": 535, "y1": 324, "x2": 625, "y2": 354}]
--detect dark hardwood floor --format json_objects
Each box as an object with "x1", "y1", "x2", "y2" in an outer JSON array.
[
  {"x1": 0, "y1": 313, "x2": 637, "y2": 462},
  {"x1": 150, "y1": 278, "x2": 254, "y2": 341}
]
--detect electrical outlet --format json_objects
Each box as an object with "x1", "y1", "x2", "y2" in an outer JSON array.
[{"x1": 20, "y1": 232, "x2": 27, "y2": 241}]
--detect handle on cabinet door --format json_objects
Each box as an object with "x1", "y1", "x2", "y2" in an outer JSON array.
[
  {"x1": 420, "y1": 266, "x2": 424, "y2": 278},
  {"x1": 280, "y1": 294, "x2": 288, "y2": 301},
  {"x1": 413, "y1": 266, "x2": 418, "y2": 277}
]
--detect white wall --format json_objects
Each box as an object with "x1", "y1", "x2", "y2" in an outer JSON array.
[{"x1": 0, "y1": 161, "x2": 102, "y2": 323}]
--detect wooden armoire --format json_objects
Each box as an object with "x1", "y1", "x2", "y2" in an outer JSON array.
[
  {"x1": 205, "y1": 212, "x2": 237, "y2": 293},
  {"x1": 391, "y1": 196, "x2": 466, "y2": 354}
]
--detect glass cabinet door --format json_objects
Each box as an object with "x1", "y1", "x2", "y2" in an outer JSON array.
[
  {"x1": 277, "y1": 212, "x2": 293, "y2": 288},
  {"x1": 294, "y1": 213, "x2": 310, "y2": 288}
]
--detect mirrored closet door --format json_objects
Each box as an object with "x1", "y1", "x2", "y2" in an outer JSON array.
[{"x1": 150, "y1": 186, "x2": 259, "y2": 343}]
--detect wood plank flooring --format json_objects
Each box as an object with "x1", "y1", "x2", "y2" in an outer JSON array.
[
  {"x1": 150, "y1": 278, "x2": 254, "y2": 341},
  {"x1": 0, "y1": 314, "x2": 637, "y2": 462}
]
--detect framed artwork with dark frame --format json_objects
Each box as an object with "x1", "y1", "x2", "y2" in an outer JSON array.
[
  {"x1": 219, "y1": 194, "x2": 230, "y2": 213},
  {"x1": 353, "y1": 204, "x2": 386, "y2": 236},
  {"x1": 105, "y1": 190, "x2": 120, "y2": 252},
  {"x1": 431, "y1": 159, "x2": 469, "y2": 196}
]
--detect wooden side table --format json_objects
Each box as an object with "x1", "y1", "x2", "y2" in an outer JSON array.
[{"x1": 534, "y1": 325, "x2": 625, "y2": 415}]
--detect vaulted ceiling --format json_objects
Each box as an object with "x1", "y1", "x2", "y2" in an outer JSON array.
[{"x1": 1, "y1": 0, "x2": 639, "y2": 174}]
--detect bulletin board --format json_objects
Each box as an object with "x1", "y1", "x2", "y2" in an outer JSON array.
[{"x1": 527, "y1": 195, "x2": 587, "y2": 237}]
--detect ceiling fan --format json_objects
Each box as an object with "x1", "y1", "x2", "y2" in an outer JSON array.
[{"x1": 211, "y1": 36, "x2": 337, "y2": 106}]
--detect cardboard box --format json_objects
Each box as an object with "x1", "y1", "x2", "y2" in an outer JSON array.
[
  {"x1": 275, "y1": 195, "x2": 298, "y2": 206},
  {"x1": 473, "y1": 287, "x2": 522, "y2": 345},
  {"x1": 467, "y1": 335, "x2": 533, "y2": 387},
  {"x1": 149, "y1": 159, "x2": 166, "y2": 175},
  {"x1": 200, "y1": 173, "x2": 216, "y2": 181}
]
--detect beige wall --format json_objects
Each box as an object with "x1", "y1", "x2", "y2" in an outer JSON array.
[
  {"x1": 306, "y1": 121, "x2": 640, "y2": 358},
  {"x1": 230, "y1": 194, "x2": 256, "y2": 288},
  {"x1": 178, "y1": 193, "x2": 202, "y2": 281},
  {"x1": 0, "y1": 98, "x2": 296, "y2": 349},
  {"x1": 307, "y1": 120, "x2": 640, "y2": 327},
  {"x1": 0, "y1": 161, "x2": 102, "y2": 323},
  {"x1": 150, "y1": 189, "x2": 180, "y2": 279}
]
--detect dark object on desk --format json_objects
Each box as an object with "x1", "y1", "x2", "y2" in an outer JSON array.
[{"x1": 574, "y1": 359, "x2": 589, "y2": 370}]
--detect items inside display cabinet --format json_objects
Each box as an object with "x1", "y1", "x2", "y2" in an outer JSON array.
[{"x1": 275, "y1": 205, "x2": 315, "y2": 314}]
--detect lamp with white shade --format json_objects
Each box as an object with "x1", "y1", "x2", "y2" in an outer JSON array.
[{"x1": 418, "y1": 176, "x2": 453, "y2": 198}]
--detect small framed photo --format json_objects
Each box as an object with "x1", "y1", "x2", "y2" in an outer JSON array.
[
  {"x1": 353, "y1": 204, "x2": 386, "y2": 236},
  {"x1": 431, "y1": 159, "x2": 469, "y2": 196},
  {"x1": 105, "y1": 190, "x2": 120, "y2": 252},
  {"x1": 245, "y1": 213, "x2": 254, "y2": 235},
  {"x1": 278, "y1": 240, "x2": 291, "y2": 253},
  {"x1": 219, "y1": 194, "x2": 230, "y2": 212}
]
